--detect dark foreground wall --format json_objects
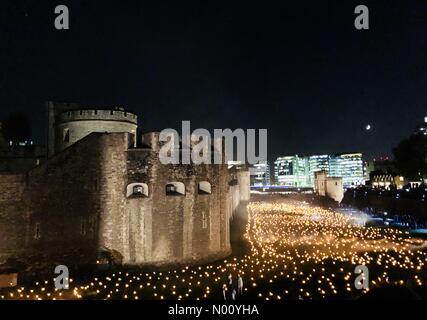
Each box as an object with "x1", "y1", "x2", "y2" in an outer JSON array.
[
  {"x1": 0, "y1": 174, "x2": 28, "y2": 264},
  {"x1": 0, "y1": 133, "x2": 104, "y2": 270}
]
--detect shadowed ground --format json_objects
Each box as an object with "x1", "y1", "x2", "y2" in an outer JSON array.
[{"x1": 229, "y1": 203, "x2": 251, "y2": 258}]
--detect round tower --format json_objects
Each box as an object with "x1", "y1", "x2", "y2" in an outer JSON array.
[{"x1": 55, "y1": 108, "x2": 138, "y2": 153}]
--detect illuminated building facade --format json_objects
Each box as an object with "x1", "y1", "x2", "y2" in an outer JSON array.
[
  {"x1": 329, "y1": 153, "x2": 364, "y2": 188},
  {"x1": 274, "y1": 153, "x2": 364, "y2": 188},
  {"x1": 250, "y1": 161, "x2": 271, "y2": 186},
  {"x1": 274, "y1": 155, "x2": 310, "y2": 187},
  {"x1": 308, "y1": 155, "x2": 330, "y2": 185}
]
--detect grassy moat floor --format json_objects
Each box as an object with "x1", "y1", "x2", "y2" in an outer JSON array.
[{"x1": 2, "y1": 195, "x2": 427, "y2": 300}]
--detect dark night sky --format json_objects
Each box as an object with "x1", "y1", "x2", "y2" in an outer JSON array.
[{"x1": 1, "y1": 0, "x2": 426, "y2": 162}]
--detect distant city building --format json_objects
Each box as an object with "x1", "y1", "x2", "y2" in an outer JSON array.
[
  {"x1": 366, "y1": 159, "x2": 395, "y2": 179},
  {"x1": 367, "y1": 158, "x2": 394, "y2": 172},
  {"x1": 274, "y1": 155, "x2": 310, "y2": 187},
  {"x1": 371, "y1": 173, "x2": 403, "y2": 190},
  {"x1": 0, "y1": 123, "x2": 46, "y2": 173},
  {"x1": 329, "y1": 153, "x2": 364, "y2": 188},
  {"x1": 413, "y1": 116, "x2": 427, "y2": 136},
  {"x1": 274, "y1": 152, "x2": 364, "y2": 189},
  {"x1": 250, "y1": 161, "x2": 271, "y2": 186},
  {"x1": 227, "y1": 160, "x2": 245, "y2": 168},
  {"x1": 314, "y1": 170, "x2": 344, "y2": 202},
  {"x1": 308, "y1": 154, "x2": 330, "y2": 185}
]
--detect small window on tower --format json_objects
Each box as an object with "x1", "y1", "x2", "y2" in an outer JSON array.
[
  {"x1": 34, "y1": 222, "x2": 41, "y2": 240},
  {"x1": 88, "y1": 216, "x2": 95, "y2": 234},
  {"x1": 133, "y1": 185, "x2": 144, "y2": 195},
  {"x1": 126, "y1": 183, "x2": 149, "y2": 197},
  {"x1": 202, "y1": 212, "x2": 208, "y2": 229},
  {"x1": 166, "y1": 182, "x2": 185, "y2": 196},
  {"x1": 63, "y1": 128, "x2": 70, "y2": 143},
  {"x1": 80, "y1": 218, "x2": 86, "y2": 236},
  {"x1": 198, "y1": 181, "x2": 211, "y2": 195}
]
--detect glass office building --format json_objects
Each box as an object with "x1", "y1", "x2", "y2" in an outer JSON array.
[
  {"x1": 308, "y1": 154, "x2": 330, "y2": 186},
  {"x1": 274, "y1": 153, "x2": 364, "y2": 189},
  {"x1": 274, "y1": 155, "x2": 310, "y2": 187},
  {"x1": 250, "y1": 161, "x2": 271, "y2": 186},
  {"x1": 329, "y1": 153, "x2": 364, "y2": 188}
]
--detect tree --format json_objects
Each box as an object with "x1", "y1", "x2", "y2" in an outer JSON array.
[
  {"x1": 1, "y1": 112, "x2": 32, "y2": 143},
  {"x1": 393, "y1": 134, "x2": 427, "y2": 180}
]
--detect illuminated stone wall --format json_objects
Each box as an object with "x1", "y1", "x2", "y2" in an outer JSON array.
[
  {"x1": 55, "y1": 109, "x2": 137, "y2": 153},
  {"x1": 100, "y1": 132, "x2": 232, "y2": 266},
  {"x1": 0, "y1": 131, "x2": 251, "y2": 269}
]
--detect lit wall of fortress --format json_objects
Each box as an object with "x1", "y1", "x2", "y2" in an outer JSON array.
[{"x1": 0, "y1": 132, "x2": 249, "y2": 270}]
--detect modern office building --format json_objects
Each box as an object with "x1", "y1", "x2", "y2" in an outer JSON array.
[
  {"x1": 249, "y1": 161, "x2": 271, "y2": 186},
  {"x1": 308, "y1": 154, "x2": 330, "y2": 185},
  {"x1": 274, "y1": 155, "x2": 310, "y2": 187},
  {"x1": 274, "y1": 153, "x2": 364, "y2": 189},
  {"x1": 329, "y1": 153, "x2": 364, "y2": 188},
  {"x1": 414, "y1": 116, "x2": 427, "y2": 136}
]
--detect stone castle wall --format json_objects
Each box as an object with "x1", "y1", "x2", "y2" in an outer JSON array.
[
  {"x1": 0, "y1": 131, "x2": 247, "y2": 269},
  {"x1": 0, "y1": 134, "x2": 107, "y2": 267},
  {"x1": 0, "y1": 174, "x2": 28, "y2": 263},
  {"x1": 21, "y1": 133, "x2": 106, "y2": 268},
  {"x1": 96, "y1": 132, "x2": 232, "y2": 266}
]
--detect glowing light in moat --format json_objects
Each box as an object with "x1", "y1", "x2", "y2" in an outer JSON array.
[{"x1": 1, "y1": 201, "x2": 426, "y2": 300}]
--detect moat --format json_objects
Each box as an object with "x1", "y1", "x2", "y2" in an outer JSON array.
[{"x1": 2, "y1": 195, "x2": 427, "y2": 300}]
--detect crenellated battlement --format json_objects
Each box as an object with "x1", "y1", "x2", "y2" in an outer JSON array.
[{"x1": 58, "y1": 108, "x2": 137, "y2": 124}]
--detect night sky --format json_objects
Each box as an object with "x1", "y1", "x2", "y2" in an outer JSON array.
[{"x1": 1, "y1": 0, "x2": 426, "y2": 162}]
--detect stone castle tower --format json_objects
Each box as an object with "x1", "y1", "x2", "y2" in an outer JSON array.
[
  {"x1": 47, "y1": 101, "x2": 138, "y2": 157},
  {"x1": 0, "y1": 102, "x2": 250, "y2": 269}
]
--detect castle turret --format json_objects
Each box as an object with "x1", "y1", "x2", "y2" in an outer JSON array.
[{"x1": 47, "y1": 102, "x2": 138, "y2": 156}]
